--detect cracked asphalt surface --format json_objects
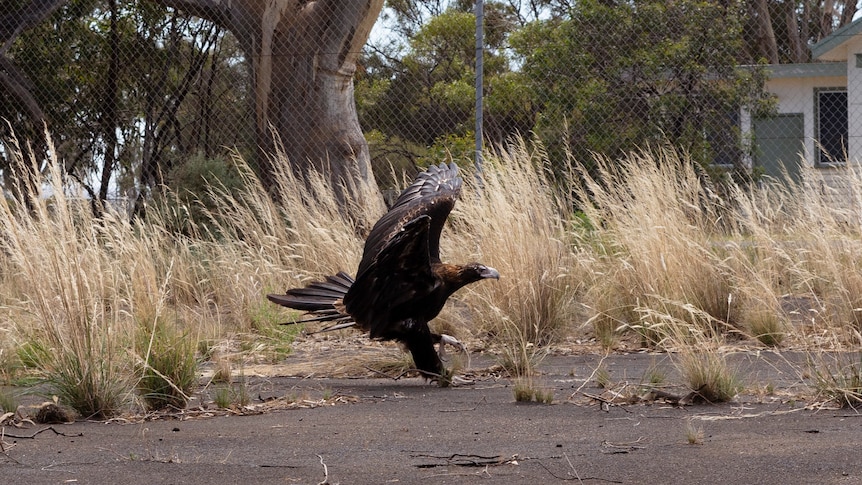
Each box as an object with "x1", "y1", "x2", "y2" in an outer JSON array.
[{"x1": 3, "y1": 352, "x2": 861, "y2": 484}]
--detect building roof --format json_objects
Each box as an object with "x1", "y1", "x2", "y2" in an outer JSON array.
[
  {"x1": 763, "y1": 62, "x2": 846, "y2": 78},
  {"x1": 811, "y1": 17, "x2": 862, "y2": 61}
]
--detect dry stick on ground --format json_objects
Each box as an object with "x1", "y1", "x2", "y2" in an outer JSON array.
[
  {"x1": 363, "y1": 366, "x2": 414, "y2": 380},
  {"x1": 1, "y1": 426, "x2": 83, "y2": 439},
  {"x1": 535, "y1": 456, "x2": 582, "y2": 482},
  {"x1": 583, "y1": 384, "x2": 699, "y2": 409},
  {"x1": 642, "y1": 388, "x2": 688, "y2": 404},
  {"x1": 582, "y1": 392, "x2": 633, "y2": 413},
  {"x1": 411, "y1": 453, "x2": 517, "y2": 468},
  {"x1": 316, "y1": 454, "x2": 331, "y2": 485},
  {"x1": 535, "y1": 458, "x2": 624, "y2": 484},
  {"x1": 362, "y1": 366, "x2": 474, "y2": 386},
  {"x1": 571, "y1": 352, "x2": 610, "y2": 399},
  {"x1": 600, "y1": 436, "x2": 648, "y2": 454},
  {"x1": 535, "y1": 453, "x2": 625, "y2": 483},
  {"x1": 564, "y1": 453, "x2": 581, "y2": 482},
  {"x1": 1, "y1": 438, "x2": 20, "y2": 464},
  {"x1": 2, "y1": 426, "x2": 82, "y2": 463}
]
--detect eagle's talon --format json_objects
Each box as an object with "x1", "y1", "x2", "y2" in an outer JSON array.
[{"x1": 437, "y1": 333, "x2": 471, "y2": 369}]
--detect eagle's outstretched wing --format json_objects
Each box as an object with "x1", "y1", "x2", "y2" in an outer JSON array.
[
  {"x1": 358, "y1": 162, "x2": 461, "y2": 272},
  {"x1": 344, "y1": 163, "x2": 462, "y2": 337}
]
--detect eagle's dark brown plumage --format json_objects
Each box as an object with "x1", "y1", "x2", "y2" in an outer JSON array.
[{"x1": 267, "y1": 163, "x2": 499, "y2": 380}]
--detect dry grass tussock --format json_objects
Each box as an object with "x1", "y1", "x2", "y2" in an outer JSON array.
[
  {"x1": 578, "y1": 147, "x2": 862, "y2": 348},
  {"x1": 576, "y1": 147, "x2": 738, "y2": 345},
  {"x1": 448, "y1": 142, "x2": 587, "y2": 347},
  {"x1": 7, "y1": 128, "x2": 862, "y2": 411},
  {"x1": 574, "y1": 146, "x2": 862, "y2": 405},
  {"x1": 0, "y1": 133, "x2": 376, "y2": 416}
]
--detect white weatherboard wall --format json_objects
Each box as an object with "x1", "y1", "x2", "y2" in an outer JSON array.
[
  {"x1": 741, "y1": 18, "x2": 862, "y2": 209},
  {"x1": 741, "y1": 62, "x2": 857, "y2": 208},
  {"x1": 808, "y1": 26, "x2": 862, "y2": 208},
  {"x1": 741, "y1": 63, "x2": 846, "y2": 169},
  {"x1": 809, "y1": 18, "x2": 862, "y2": 167},
  {"x1": 845, "y1": 36, "x2": 862, "y2": 163}
]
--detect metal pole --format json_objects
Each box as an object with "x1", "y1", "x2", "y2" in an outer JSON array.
[{"x1": 474, "y1": 0, "x2": 484, "y2": 175}]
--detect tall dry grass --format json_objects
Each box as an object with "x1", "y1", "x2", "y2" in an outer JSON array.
[
  {"x1": 0, "y1": 137, "x2": 150, "y2": 417},
  {"x1": 574, "y1": 146, "x2": 862, "y2": 349},
  {"x1": 7, "y1": 128, "x2": 862, "y2": 410},
  {"x1": 0, "y1": 135, "x2": 376, "y2": 416},
  {"x1": 449, "y1": 142, "x2": 586, "y2": 347},
  {"x1": 575, "y1": 147, "x2": 739, "y2": 345},
  {"x1": 571, "y1": 146, "x2": 862, "y2": 403}
]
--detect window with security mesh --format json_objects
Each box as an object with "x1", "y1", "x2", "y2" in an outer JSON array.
[{"x1": 816, "y1": 88, "x2": 848, "y2": 165}]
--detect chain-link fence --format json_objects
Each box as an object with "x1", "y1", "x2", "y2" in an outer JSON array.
[{"x1": 1, "y1": 0, "x2": 859, "y2": 215}]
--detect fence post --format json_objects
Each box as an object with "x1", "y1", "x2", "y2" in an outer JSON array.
[{"x1": 474, "y1": 0, "x2": 484, "y2": 177}]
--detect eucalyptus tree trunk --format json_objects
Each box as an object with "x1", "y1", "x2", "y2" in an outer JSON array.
[
  {"x1": 0, "y1": 0, "x2": 66, "y2": 204},
  {"x1": 154, "y1": 0, "x2": 384, "y2": 210},
  {"x1": 752, "y1": 0, "x2": 779, "y2": 64}
]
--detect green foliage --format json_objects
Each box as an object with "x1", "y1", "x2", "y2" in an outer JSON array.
[
  {"x1": 46, "y1": 343, "x2": 132, "y2": 420},
  {"x1": 0, "y1": 388, "x2": 18, "y2": 414},
  {"x1": 420, "y1": 132, "x2": 476, "y2": 167},
  {"x1": 157, "y1": 154, "x2": 245, "y2": 236},
  {"x1": 808, "y1": 353, "x2": 862, "y2": 408},
  {"x1": 360, "y1": 0, "x2": 774, "y2": 185},
  {"x1": 17, "y1": 341, "x2": 51, "y2": 370},
  {"x1": 0, "y1": 348, "x2": 22, "y2": 385},
  {"x1": 247, "y1": 298, "x2": 300, "y2": 363},
  {"x1": 359, "y1": 9, "x2": 485, "y2": 145},
  {"x1": 358, "y1": 3, "x2": 527, "y2": 173},
  {"x1": 212, "y1": 373, "x2": 250, "y2": 409},
  {"x1": 509, "y1": 0, "x2": 773, "y2": 170},
  {"x1": 2, "y1": 2, "x2": 252, "y2": 203},
  {"x1": 136, "y1": 317, "x2": 198, "y2": 411},
  {"x1": 169, "y1": 154, "x2": 244, "y2": 205},
  {"x1": 213, "y1": 385, "x2": 250, "y2": 409},
  {"x1": 15, "y1": 317, "x2": 130, "y2": 419}
]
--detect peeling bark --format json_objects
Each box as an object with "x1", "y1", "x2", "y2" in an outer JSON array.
[
  {"x1": 154, "y1": 0, "x2": 385, "y2": 213},
  {"x1": 785, "y1": 1, "x2": 806, "y2": 63},
  {"x1": 752, "y1": 0, "x2": 778, "y2": 64},
  {"x1": 0, "y1": 0, "x2": 66, "y2": 200}
]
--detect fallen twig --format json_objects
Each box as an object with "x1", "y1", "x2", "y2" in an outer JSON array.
[
  {"x1": 600, "y1": 436, "x2": 647, "y2": 454},
  {"x1": 536, "y1": 460, "x2": 625, "y2": 485},
  {"x1": 363, "y1": 366, "x2": 413, "y2": 380},
  {"x1": 316, "y1": 454, "x2": 332, "y2": 485},
  {"x1": 571, "y1": 352, "x2": 611, "y2": 398},
  {"x1": 412, "y1": 452, "x2": 518, "y2": 468},
  {"x1": 0, "y1": 426, "x2": 83, "y2": 439},
  {"x1": 582, "y1": 392, "x2": 632, "y2": 412}
]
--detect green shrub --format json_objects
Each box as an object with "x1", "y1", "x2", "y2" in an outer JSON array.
[{"x1": 136, "y1": 317, "x2": 198, "y2": 411}]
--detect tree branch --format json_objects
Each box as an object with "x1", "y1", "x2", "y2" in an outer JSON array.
[
  {"x1": 0, "y1": 0, "x2": 67, "y2": 51},
  {"x1": 148, "y1": 0, "x2": 235, "y2": 31},
  {"x1": 0, "y1": 57, "x2": 45, "y2": 126}
]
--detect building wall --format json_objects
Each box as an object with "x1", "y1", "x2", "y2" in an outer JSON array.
[
  {"x1": 742, "y1": 67, "x2": 853, "y2": 206},
  {"x1": 846, "y1": 36, "x2": 862, "y2": 164},
  {"x1": 757, "y1": 74, "x2": 847, "y2": 167}
]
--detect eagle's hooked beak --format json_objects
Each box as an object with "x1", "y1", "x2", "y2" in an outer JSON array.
[{"x1": 481, "y1": 266, "x2": 500, "y2": 280}]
